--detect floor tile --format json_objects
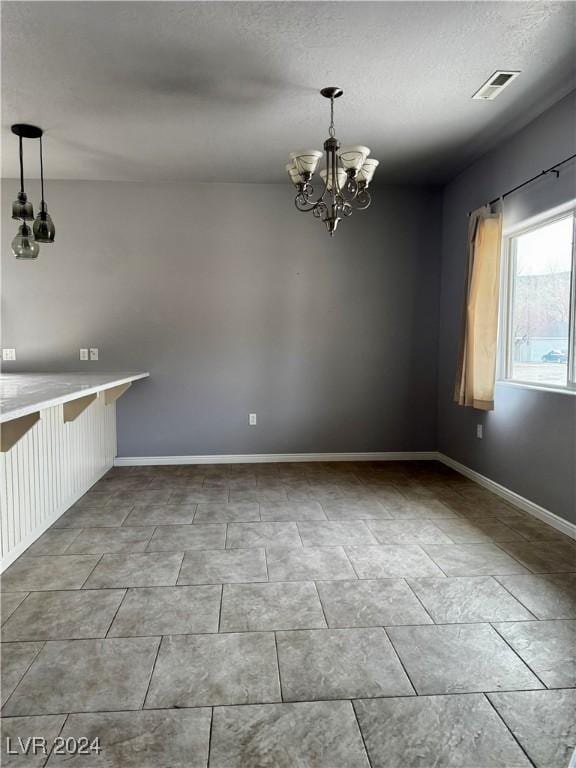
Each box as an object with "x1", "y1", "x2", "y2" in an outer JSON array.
[
  {"x1": 266, "y1": 546, "x2": 357, "y2": 581},
  {"x1": 259, "y1": 501, "x2": 326, "y2": 521},
  {"x1": 408, "y1": 576, "x2": 535, "y2": 623},
  {"x1": 194, "y1": 502, "x2": 260, "y2": 523},
  {"x1": 53, "y1": 505, "x2": 133, "y2": 528},
  {"x1": 433, "y1": 519, "x2": 525, "y2": 543},
  {"x1": 493, "y1": 620, "x2": 576, "y2": 688},
  {"x1": 65, "y1": 526, "x2": 155, "y2": 554},
  {"x1": 220, "y1": 581, "x2": 326, "y2": 631},
  {"x1": 422, "y1": 543, "x2": 530, "y2": 576},
  {"x1": 123, "y1": 504, "x2": 196, "y2": 526},
  {"x1": 23, "y1": 529, "x2": 81, "y2": 556},
  {"x1": 1, "y1": 589, "x2": 125, "y2": 641},
  {"x1": 1, "y1": 592, "x2": 28, "y2": 624},
  {"x1": 496, "y1": 541, "x2": 576, "y2": 573},
  {"x1": 210, "y1": 700, "x2": 370, "y2": 768},
  {"x1": 145, "y1": 632, "x2": 280, "y2": 708},
  {"x1": 496, "y1": 573, "x2": 576, "y2": 619},
  {"x1": 317, "y1": 579, "x2": 432, "y2": 627},
  {"x1": 488, "y1": 689, "x2": 576, "y2": 768},
  {"x1": 354, "y1": 694, "x2": 531, "y2": 768},
  {"x1": 345, "y1": 545, "x2": 445, "y2": 578},
  {"x1": 276, "y1": 627, "x2": 414, "y2": 701},
  {"x1": 2, "y1": 714, "x2": 67, "y2": 768},
  {"x1": 387, "y1": 623, "x2": 543, "y2": 694},
  {"x1": 108, "y1": 585, "x2": 220, "y2": 636},
  {"x1": 499, "y1": 517, "x2": 573, "y2": 542},
  {"x1": 146, "y1": 523, "x2": 226, "y2": 551},
  {"x1": 3, "y1": 637, "x2": 159, "y2": 715},
  {"x1": 366, "y1": 520, "x2": 454, "y2": 545},
  {"x1": 115, "y1": 490, "x2": 172, "y2": 505},
  {"x1": 46, "y1": 708, "x2": 211, "y2": 767},
  {"x1": 1, "y1": 641, "x2": 44, "y2": 707},
  {"x1": 231, "y1": 488, "x2": 288, "y2": 503},
  {"x1": 1, "y1": 556, "x2": 100, "y2": 592},
  {"x1": 178, "y1": 548, "x2": 267, "y2": 584},
  {"x1": 386, "y1": 499, "x2": 458, "y2": 520},
  {"x1": 226, "y1": 522, "x2": 301, "y2": 549},
  {"x1": 297, "y1": 521, "x2": 378, "y2": 547},
  {"x1": 321, "y1": 499, "x2": 393, "y2": 521},
  {"x1": 83, "y1": 552, "x2": 183, "y2": 588}
]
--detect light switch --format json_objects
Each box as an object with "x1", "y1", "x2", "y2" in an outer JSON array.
[
  {"x1": 2, "y1": 348, "x2": 16, "y2": 361},
  {"x1": 249, "y1": 413, "x2": 257, "y2": 426},
  {"x1": 80, "y1": 348, "x2": 89, "y2": 361},
  {"x1": 89, "y1": 348, "x2": 99, "y2": 361}
]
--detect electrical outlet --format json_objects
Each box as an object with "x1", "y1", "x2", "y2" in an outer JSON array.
[
  {"x1": 80, "y1": 348, "x2": 89, "y2": 361},
  {"x1": 2, "y1": 348, "x2": 16, "y2": 361},
  {"x1": 249, "y1": 413, "x2": 257, "y2": 426},
  {"x1": 476, "y1": 424, "x2": 483, "y2": 439},
  {"x1": 89, "y1": 348, "x2": 99, "y2": 361}
]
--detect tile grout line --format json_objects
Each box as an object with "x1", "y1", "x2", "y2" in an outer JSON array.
[
  {"x1": 104, "y1": 588, "x2": 129, "y2": 638},
  {"x1": 381, "y1": 627, "x2": 419, "y2": 697},
  {"x1": 1, "y1": 640, "x2": 46, "y2": 714},
  {"x1": 350, "y1": 700, "x2": 375, "y2": 768},
  {"x1": 491, "y1": 577, "x2": 540, "y2": 621},
  {"x1": 488, "y1": 622, "x2": 550, "y2": 690},
  {"x1": 41, "y1": 712, "x2": 70, "y2": 768},
  {"x1": 140, "y1": 636, "x2": 163, "y2": 711},
  {"x1": 483, "y1": 692, "x2": 538, "y2": 768}
]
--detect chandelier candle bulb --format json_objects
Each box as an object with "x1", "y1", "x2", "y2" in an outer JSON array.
[{"x1": 287, "y1": 88, "x2": 377, "y2": 235}]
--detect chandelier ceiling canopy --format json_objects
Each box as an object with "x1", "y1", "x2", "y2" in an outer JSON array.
[{"x1": 286, "y1": 87, "x2": 378, "y2": 236}]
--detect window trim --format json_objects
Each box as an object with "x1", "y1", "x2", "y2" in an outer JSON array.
[{"x1": 498, "y1": 199, "x2": 576, "y2": 394}]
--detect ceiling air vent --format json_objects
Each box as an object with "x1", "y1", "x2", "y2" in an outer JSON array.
[{"x1": 472, "y1": 71, "x2": 521, "y2": 100}]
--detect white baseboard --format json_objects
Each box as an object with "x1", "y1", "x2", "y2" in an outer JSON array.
[
  {"x1": 0, "y1": 462, "x2": 113, "y2": 573},
  {"x1": 114, "y1": 451, "x2": 438, "y2": 466},
  {"x1": 438, "y1": 453, "x2": 576, "y2": 541}
]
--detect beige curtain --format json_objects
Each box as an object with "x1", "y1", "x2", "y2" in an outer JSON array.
[{"x1": 454, "y1": 205, "x2": 503, "y2": 411}]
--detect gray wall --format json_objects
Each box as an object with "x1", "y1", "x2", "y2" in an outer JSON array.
[
  {"x1": 2, "y1": 180, "x2": 442, "y2": 456},
  {"x1": 438, "y1": 91, "x2": 576, "y2": 524}
]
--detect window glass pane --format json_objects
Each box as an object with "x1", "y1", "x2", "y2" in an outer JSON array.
[{"x1": 510, "y1": 214, "x2": 573, "y2": 387}]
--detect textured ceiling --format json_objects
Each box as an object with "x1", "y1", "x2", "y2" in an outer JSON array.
[{"x1": 2, "y1": 1, "x2": 575, "y2": 184}]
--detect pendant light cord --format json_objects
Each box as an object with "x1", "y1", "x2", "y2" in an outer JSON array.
[
  {"x1": 39, "y1": 135, "x2": 45, "y2": 204},
  {"x1": 19, "y1": 136, "x2": 24, "y2": 195}
]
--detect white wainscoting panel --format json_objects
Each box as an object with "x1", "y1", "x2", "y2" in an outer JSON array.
[{"x1": 0, "y1": 395, "x2": 116, "y2": 571}]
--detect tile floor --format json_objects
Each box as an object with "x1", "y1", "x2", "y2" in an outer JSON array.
[{"x1": 1, "y1": 461, "x2": 575, "y2": 767}]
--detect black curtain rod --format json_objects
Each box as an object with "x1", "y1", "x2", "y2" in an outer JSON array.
[{"x1": 469, "y1": 153, "x2": 576, "y2": 215}]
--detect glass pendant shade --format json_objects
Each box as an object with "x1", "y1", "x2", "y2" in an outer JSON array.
[
  {"x1": 357, "y1": 158, "x2": 379, "y2": 186},
  {"x1": 33, "y1": 205, "x2": 56, "y2": 243},
  {"x1": 320, "y1": 167, "x2": 348, "y2": 191},
  {"x1": 289, "y1": 150, "x2": 323, "y2": 176},
  {"x1": 338, "y1": 145, "x2": 371, "y2": 171},
  {"x1": 286, "y1": 163, "x2": 303, "y2": 187},
  {"x1": 12, "y1": 223, "x2": 40, "y2": 259},
  {"x1": 12, "y1": 191, "x2": 34, "y2": 221}
]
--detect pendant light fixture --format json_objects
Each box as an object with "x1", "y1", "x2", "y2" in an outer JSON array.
[
  {"x1": 10, "y1": 123, "x2": 54, "y2": 259},
  {"x1": 286, "y1": 88, "x2": 378, "y2": 236},
  {"x1": 33, "y1": 136, "x2": 55, "y2": 243}
]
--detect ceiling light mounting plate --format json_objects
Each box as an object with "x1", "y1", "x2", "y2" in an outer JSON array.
[
  {"x1": 11, "y1": 123, "x2": 43, "y2": 139},
  {"x1": 320, "y1": 87, "x2": 343, "y2": 100}
]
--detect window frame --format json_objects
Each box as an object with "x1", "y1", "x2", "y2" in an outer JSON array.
[{"x1": 498, "y1": 200, "x2": 576, "y2": 394}]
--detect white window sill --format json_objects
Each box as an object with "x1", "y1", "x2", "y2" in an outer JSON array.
[{"x1": 497, "y1": 380, "x2": 576, "y2": 396}]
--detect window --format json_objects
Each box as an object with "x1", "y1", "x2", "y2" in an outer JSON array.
[{"x1": 500, "y1": 204, "x2": 576, "y2": 391}]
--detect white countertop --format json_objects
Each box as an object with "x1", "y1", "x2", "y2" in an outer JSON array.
[{"x1": 0, "y1": 372, "x2": 149, "y2": 422}]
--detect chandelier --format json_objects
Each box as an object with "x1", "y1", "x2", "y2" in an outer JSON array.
[
  {"x1": 286, "y1": 87, "x2": 378, "y2": 236},
  {"x1": 10, "y1": 123, "x2": 55, "y2": 259}
]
